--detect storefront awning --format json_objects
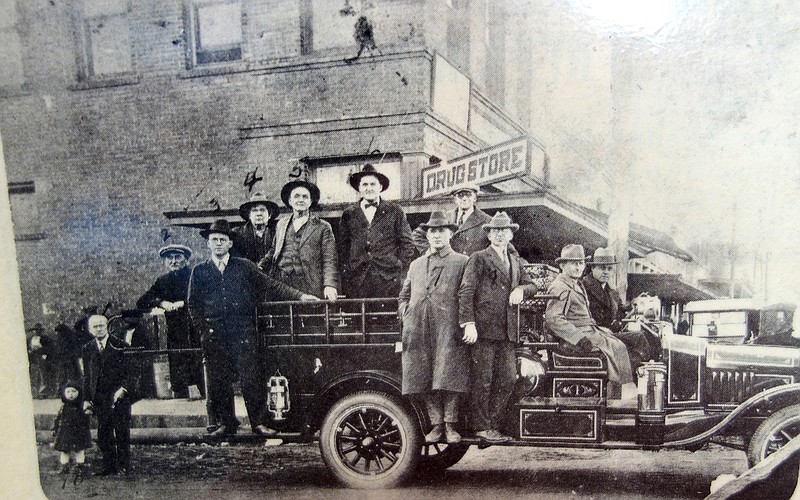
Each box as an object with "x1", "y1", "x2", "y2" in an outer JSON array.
[{"x1": 627, "y1": 273, "x2": 714, "y2": 303}]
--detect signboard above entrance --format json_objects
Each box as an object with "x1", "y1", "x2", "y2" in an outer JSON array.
[{"x1": 422, "y1": 136, "x2": 544, "y2": 198}]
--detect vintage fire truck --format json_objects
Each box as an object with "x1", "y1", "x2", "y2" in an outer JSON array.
[{"x1": 254, "y1": 294, "x2": 800, "y2": 489}]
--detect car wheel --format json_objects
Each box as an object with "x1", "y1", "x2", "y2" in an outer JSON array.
[
  {"x1": 418, "y1": 442, "x2": 470, "y2": 473},
  {"x1": 319, "y1": 391, "x2": 421, "y2": 489},
  {"x1": 747, "y1": 403, "x2": 800, "y2": 467}
]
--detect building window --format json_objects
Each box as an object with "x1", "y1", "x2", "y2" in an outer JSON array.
[
  {"x1": 80, "y1": 0, "x2": 133, "y2": 78},
  {"x1": 189, "y1": 0, "x2": 242, "y2": 65},
  {"x1": 0, "y1": 0, "x2": 24, "y2": 88},
  {"x1": 8, "y1": 181, "x2": 45, "y2": 241}
]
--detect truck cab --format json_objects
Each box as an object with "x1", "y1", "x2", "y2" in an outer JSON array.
[{"x1": 683, "y1": 299, "x2": 798, "y2": 345}]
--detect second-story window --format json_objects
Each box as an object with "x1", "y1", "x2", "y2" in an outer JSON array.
[
  {"x1": 81, "y1": 0, "x2": 133, "y2": 77},
  {"x1": 191, "y1": 0, "x2": 242, "y2": 65}
]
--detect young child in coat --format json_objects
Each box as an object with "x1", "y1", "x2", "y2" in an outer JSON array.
[{"x1": 52, "y1": 380, "x2": 92, "y2": 475}]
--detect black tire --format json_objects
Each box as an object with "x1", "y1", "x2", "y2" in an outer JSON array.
[
  {"x1": 747, "y1": 403, "x2": 800, "y2": 467},
  {"x1": 419, "y1": 442, "x2": 470, "y2": 472},
  {"x1": 319, "y1": 391, "x2": 421, "y2": 489}
]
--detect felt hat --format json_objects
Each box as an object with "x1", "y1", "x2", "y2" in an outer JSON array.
[
  {"x1": 200, "y1": 219, "x2": 234, "y2": 239},
  {"x1": 451, "y1": 183, "x2": 480, "y2": 196},
  {"x1": 348, "y1": 164, "x2": 390, "y2": 192},
  {"x1": 482, "y1": 211, "x2": 519, "y2": 232},
  {"x1": 158, "y1": 244, "x2": 193, "y2": 259},
  {"x1": 280, "y1": 180, "x2": 321, "y2": 208},
  {"x1": 587, "y1": 247, "x2": 619, "y2": 266},
  {"x1": 419, "y1": 210, "x2": 458, "y2": 232},
  {"x1": 238, "y1": 192, "x2": 279, "y2": 221},
  {"x1": 555, "y1": 244, "x2": 588, "y2": 264}
]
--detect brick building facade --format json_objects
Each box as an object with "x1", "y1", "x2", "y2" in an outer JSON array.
[{"x1": 0, "y1": 0, "x2": 537, "y2": 326}]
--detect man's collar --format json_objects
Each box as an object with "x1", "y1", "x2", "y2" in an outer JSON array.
[
  {"x1": 361, "y1": 197, "x2": 380, "y2": 208},
  {"x1": 427, "y1": 246, "x2": 452, "y2": 258},
  {"x1": 490, "y1": 244, "x2": 508, "y2": 259},
  {"x1": 211, "y1": 254, "x2": 230, "y2": 266}
]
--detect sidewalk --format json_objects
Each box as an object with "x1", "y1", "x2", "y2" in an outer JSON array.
[{"x1": 33, "y1": 397, "x2": 303, "y2": 444}]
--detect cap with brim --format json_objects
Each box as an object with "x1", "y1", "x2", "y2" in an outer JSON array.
[
  {"x1": 419, "y1": 210, "x2": 458, "y2": 232},
  {"x1": 587, "y1": 247, "x2": 619, "y2": 266},
  {"x1": 158, "y1": 244, "x2": 192, "y2": 259},
  {"x1": 348, "y1": 164, "x2": 390, "y2": 192},
  {"x1": 555, "y1": 244, "x2": 588, "y2": 264},
  {"x1": 482, "y1": 211, "x2": 519, "y2": 232},
  {"x1": 450, "y1": 183, "x2": 480, "y2": 196},
  {"x1": 238, "y1": 192, "x2": 280, "y2": 221},
  {"x1": 280, "y1": 180, "x2": 321, "y2": 208},
  {"x1": 200, "y1": 219, "x2": 234, "y2": 239}
]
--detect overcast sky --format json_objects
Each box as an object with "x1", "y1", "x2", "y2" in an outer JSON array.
[{"x1": 521, "y1": 0, "x2": 800, "y2": 302}]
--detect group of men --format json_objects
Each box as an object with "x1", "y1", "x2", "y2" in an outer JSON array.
[{"x1": 122, "y1": 162, "x2": 649, "y2": 458}]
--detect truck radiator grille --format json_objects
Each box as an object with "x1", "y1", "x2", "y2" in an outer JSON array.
[{"x1": 707, "y1": 370, "x2": 756, "y2": 404}]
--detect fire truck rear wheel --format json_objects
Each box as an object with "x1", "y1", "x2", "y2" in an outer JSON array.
[
  {"x1": 419, "y1": 442, "x2": 470, "y2": 472},
  {"x1": 747, "y1": 403, "x2": 800, "y2": 468},
  {"x1": 319, "y1": 391, "x2": 421, "y2": 489}
]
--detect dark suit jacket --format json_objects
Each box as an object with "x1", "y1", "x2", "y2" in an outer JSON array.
[
  {"x1": 136, "y1": 266, "x2": 197, "y2": 346},
  {"x1": 412, "y1": 207, "x2": 492, "y2": 256},
  {"x1": 81, "y1": 335, "x2": 136, "y2": 407},
  {"x1": 338, "y1": 199, "x2": 414, "y2": 286},
  {"x1": 261, "y1": 214, "x2": 340, "y2": 296},
  {"x1": 187, "y1": 256, "x2": 302, "y2": 360},
  {"x1": 231, "y1": 222, "x2": 275, "y2": 263},
  {"x1": 458, "y1": 245, "x2": 537, "y2": 341},
  {"x1": 580, "y1": 274, "x2": 625, "y2": 331}
]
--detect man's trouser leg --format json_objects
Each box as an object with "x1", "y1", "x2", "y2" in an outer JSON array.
[
  {"x1": 424, "y1": 392, "x2": 443, "y2": 425},
  {"x1": 442, "y1": 391, "x2": 460, "y2": 424},
  {"x1": 613, "y1": 329, "x2": 651, "y2": 378},
  {"x1": 239, "y1": 339, "x2": 267, "y2": 431},
  {"x1": 488, "y1": 341, "x2": 516, "y2": 430},
  {"x1": 206, "y1": 344, "x2": 238, "y2": 429},
  {"x1": 470, "y1": 340, "x2": 496, "y2": 432},
  {"x1": 95, "y1": 402, "x2": 117, "y2": 469},
  {"x1": 112, "y1": 398, "x2": 132, "y2": 469}
]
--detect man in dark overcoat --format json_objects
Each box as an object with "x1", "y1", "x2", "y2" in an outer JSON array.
[
  {"x1": 338, "y1": 164, "x2": 414, "y2": 298},
  {"x1": 137, "y1": 243, "x2": 203, "y2": 398},
  {"x1": 80, "y1": 314, "x2": 138, "y2": 475},
  {"x1": 260, "y1": 179, "x2": 339, "y2": 300},
  {"x1": 545, "y1": 244, "x2": 636, "y2": 399},
  {"x1": 458, "y1": 212, "x2": 537, "y2": 444},
  {"x1": 231, "y1": 192, "x2": 280, "y2": 264},
  {"x1": 412, "y1": 184, "x2": 491, "y2": 256},
  {"x1": 399, "y1": 211, "x2": 470, "y2": 444},
  {"x1": 188, "y1": 219, "x2": 318, "y2": 438},
  {"x1": 580, "y1": 247, "x2": 652, "y2": 369}
]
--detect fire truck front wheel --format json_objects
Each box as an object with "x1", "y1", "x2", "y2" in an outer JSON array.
[
  {"x1": 319, "y1": 391, "x2": 422, "y2": 489},
  {"x1": 747, "y1": 403, "x2": 800, "y2": 468}
]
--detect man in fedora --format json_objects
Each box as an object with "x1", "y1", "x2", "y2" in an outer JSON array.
[
  {"x1": 188, "y1": 219, "x2": 319, "y2": 437},
  {"x1": 399, "y1": 211, "x2": 470, "y2": 445},
  {"x1": 458, "y1": 212, "x2": 537, "y2": 443},
  {"x1": 137, "y1": 243, "x2": 203, "y2": 399},
  {"x1": 580, "y1": 247, "x2": 653, "y2": 369},
  {"x1": 412, "y1": 183, "x2": 492, "y2": 256},
  {"x1": 338, "y1": 164, "x2": 414, "y2": 298},
  {"x1": 231, "y1": 192, "x2": 280, "y2": 264},
  {"x1": 544, "y1": 244, "x2": 637, "y2": 399},
  {"x1": 260, "y1": 179, "x2": 339, "y2": 301}
]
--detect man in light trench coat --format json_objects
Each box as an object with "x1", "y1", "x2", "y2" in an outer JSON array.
[{"x1": 399, "y1": 211, "x2": 470, "y2": 444}]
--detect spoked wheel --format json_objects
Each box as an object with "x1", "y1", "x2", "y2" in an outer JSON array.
[
  {"x1": 320, "y1": 391, "x2": 421, "y2": 489},
  {"x1": 747, "y1": 403, "x2": 800, "y2": 467},
  {"x1": 419, "y1": 441, "x2": 470, "y2": 472}
]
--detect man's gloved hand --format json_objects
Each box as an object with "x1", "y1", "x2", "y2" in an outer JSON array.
[{"x1": 576, "y1": 337, "x2": 595, "y2": 353}]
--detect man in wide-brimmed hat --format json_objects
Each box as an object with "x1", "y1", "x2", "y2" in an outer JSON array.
[
  {"x1": 188, "y1": 219, "x2": 319, "y2": 438},
  {"x1": 544, "y1": 244, "x2": 637, "y2": 399},
  {"x1": 399, "y1": 211, "x2": 470, "y2": 445},
  {"x1": 231, "y1": 192, "x2": 280, "y2": 264},
  {"x1": 412, "y1": 183, "x2": 492, "y2": 256},
  {"x1": 137, "y1": 243, "x2": 204, "y2": 399},
  {"x1": 338, "y1": 164, "x2": 414, "y2": 298},
  {"x1": 580, "y1": 247, "x2": 653, "y2": 371},
  {"x1": 259, "y1": 179, "x2": 339, "y2": 301},
  {"x1": 458, "y1": 211, "x2": 537, "y2": 444}
]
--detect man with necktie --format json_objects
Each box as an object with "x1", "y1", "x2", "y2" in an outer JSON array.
[
  {"x1": 458, "y1": 212, "x2": 537, "y2": 444},
  {"x1": 412, "y1": 183, "x2": 492, "y2": 256},
  {"x1": 338, "y1": 164, "x2": 414, "y2": 298}
]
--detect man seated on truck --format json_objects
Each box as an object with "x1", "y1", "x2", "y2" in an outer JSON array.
[{"x1": 545, "y1": 244, "x2": 637, "y2": 400}]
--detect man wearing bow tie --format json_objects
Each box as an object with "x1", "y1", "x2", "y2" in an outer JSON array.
[{"x1": 338, "y1": 164, "x2": 414, "y2": 298}]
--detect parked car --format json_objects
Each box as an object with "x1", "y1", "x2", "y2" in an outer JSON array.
[
  {"x1": 254, "y1": 297, "x2": 800, "y2": 489},
  {"x1": 683, "y1": 299, "x2": 798, "y2": 345}
]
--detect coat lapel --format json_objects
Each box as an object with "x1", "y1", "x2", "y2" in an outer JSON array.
[
  {"x1": 273, "y1": 216, "x2": 290, "y2": 258},
  {"x1": 297, "y1": 216, "x2": 320, "y2": 249},
  {"x1": 486, "y1": 247, "x2": 510, "y2": 281}
]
